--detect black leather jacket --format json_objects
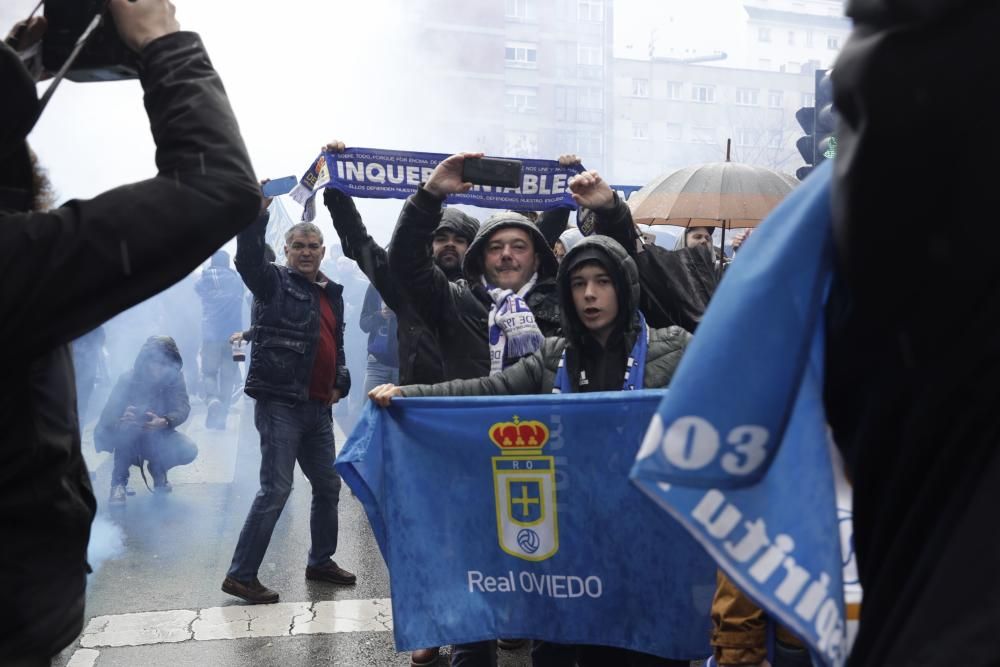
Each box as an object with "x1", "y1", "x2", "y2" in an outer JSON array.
[{"x1": 236, "y1": 212, "x2": 350, "y2": 402}]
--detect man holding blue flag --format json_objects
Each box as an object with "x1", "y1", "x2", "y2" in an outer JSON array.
[{"x1": 370, "y1": 235, "x2": 698, "y2": 666}]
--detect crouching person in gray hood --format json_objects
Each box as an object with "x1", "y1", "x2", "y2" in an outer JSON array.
[
  {"x1": 95, "y1": 336, "x2": 197, "y2": 504},
  {"x1": 370, "y1": 235, "x2": 691, "y2": 667}
]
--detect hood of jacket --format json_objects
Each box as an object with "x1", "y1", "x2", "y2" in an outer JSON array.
[
  {"x1": 134, "y1": 335, "x2": 184, "y2": 371},
  {"x1": 434, "y1": 207, "x2": 480, "y2": 244},
  {"x1": 463, "y1": 212, "x2": 559, "y2": 284},
  {"x1": 557, "y1": 235, "x2": 641, "y2": 347}
]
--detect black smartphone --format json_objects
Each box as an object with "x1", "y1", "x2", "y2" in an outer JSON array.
[{"x1": 462, "y1": 157, "x2": 524, "y2": 188}]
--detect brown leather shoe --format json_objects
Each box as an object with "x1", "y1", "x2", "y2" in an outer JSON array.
[
  {"x1": 305, "y1": 560, "x2": 357, "y2": 585},
  {"x1": 221, "y1": 576, "x2": 279, "y2": 604},
  {"x1": 410, "y1": 647, "x2": 440, "y2": 666}
]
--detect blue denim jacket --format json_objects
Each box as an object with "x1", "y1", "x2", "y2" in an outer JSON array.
[{"x1": 236, "y1": 212, "x2": 350, "y2": 403}]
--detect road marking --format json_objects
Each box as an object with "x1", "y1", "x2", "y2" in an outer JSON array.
[
  {"x1": 79, "y1": 598, "x2": 392, "y2": 648},
  {"x1": 67, "y1": 649, "x2": 100, "y2": 667}
]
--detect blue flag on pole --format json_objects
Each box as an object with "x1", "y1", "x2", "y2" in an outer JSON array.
[
  {"x1": 630, "y1": 161, "x2": 852, "y2": 667},
  {"x1": 336, "y1": 391, "x2": 716, "y2": 658}
]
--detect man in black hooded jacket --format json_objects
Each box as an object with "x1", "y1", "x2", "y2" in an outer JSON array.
[
  {"x1": 389, "y1": 152, "x2": 562, "y2": 381},
  {"x1": 0, "y1": 2, "x2": 259, "y2": 662},
  {"x1": 321, "y1": 141, "x2": 480, "y2": 386}
]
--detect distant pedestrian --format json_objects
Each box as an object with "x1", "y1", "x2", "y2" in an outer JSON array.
[{"x1": 194, "y1": 249, "x2": 244, "y2": 429}]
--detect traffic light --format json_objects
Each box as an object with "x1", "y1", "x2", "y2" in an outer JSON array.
[
  {"x1": 795, "y1": 105, "x2": 816, "y2": 181},
  {"x1": 813, "y1": 68, "x2": 837, "y2": 164}
]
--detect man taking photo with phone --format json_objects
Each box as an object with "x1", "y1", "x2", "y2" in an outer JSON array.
[{"x1": 0, "y1": 1, "x2": 260, "y2": 662}]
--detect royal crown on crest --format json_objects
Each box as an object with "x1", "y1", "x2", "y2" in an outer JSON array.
[{"x1": 490, "y1": 416, "x2": 550, "y2": 454}]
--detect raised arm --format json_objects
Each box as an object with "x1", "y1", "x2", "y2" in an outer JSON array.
[
  {"x1": 235, "y1": 211, "x2": 280, "y2": 299},
  {"x1": 0, "y1": 29, "x2": 260, "y2": 362},
  {"x1": 388, "y1": 151, "x2": 483, "y2": 323}
]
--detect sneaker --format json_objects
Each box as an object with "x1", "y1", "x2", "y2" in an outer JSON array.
[
  {"x1": 221, "y1": 576, "x2": 279, "y2": 604},
  {"x1": 305, "y1": 560, "x2": 356, "y2": 585},
  {"x1": 108, "y1": 484, "x2": 127, "y2": 505}
]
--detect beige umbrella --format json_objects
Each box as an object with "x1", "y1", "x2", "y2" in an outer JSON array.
[{"x1": 628, "y1": 161, "x2": 799, "y2": 229}]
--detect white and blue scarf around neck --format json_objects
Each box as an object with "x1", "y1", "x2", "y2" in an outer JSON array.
[{"x1": 483, "y1": 273, "x2": 544, "y2": 375}]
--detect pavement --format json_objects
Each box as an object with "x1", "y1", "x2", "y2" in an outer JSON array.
[{"x1": 54, "y1": 396, "x2": 537, "y2": 667}]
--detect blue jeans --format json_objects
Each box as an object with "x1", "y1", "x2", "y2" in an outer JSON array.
[
  {"x1": 110, "y1": 429, "x2": 198, "y2": 486},
  {"x1": 227, "y1": 399, "x2": 342, "y2": 581},
  {"x1": 363, "y1": 355, "x2": 399, "y2": 395}
]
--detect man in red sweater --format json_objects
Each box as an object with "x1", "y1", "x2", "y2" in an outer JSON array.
[{"x1": 223, "y1": 209, "x2": 355, "y2": 604}]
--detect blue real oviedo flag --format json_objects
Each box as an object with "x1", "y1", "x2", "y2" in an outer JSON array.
[
  {"x1": 631, "y1": 161, "x2": 853, "y2": 667},
  {"x1": 336, "y1": 391, "x2": 716, "y2": 658}
]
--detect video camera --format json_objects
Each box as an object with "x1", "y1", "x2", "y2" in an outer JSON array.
[{"x1": 42, "y1": 0, "x2": 137, "y2": 81}]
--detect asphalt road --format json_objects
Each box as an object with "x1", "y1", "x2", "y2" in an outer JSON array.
[{"x1": 53, "y1": 396, "x2": 535, "y2": 667}]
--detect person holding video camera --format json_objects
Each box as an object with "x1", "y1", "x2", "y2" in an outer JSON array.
[{"x1": 0, "y1": 0, "x2": 259, "y2": 662}]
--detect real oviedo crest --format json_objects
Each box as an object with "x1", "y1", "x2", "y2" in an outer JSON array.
[{"x1": 491, "y1": 416, "x2": 559, "y2": 561}]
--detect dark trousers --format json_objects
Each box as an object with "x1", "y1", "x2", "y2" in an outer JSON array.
[
  {"x1": 451, "y1": 641, "x2": 496, "y2": 667},
  {"x1": 111, "y1": 429, "x2": 198, "y2": 485},
  {"x1": 531, "y1": 641, "x2": 690, "y2": 667},
  {"x1": 227, "y1": 399, "x2": 342, "y2": 581}
]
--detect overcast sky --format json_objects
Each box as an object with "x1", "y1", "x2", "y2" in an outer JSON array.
[{"x1": 3, "y1": 1, "x2": 842, "y2": 246}]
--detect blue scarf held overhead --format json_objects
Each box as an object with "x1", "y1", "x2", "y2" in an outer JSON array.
[
  {"x1": 553, "y1": 312, "x2": 650, "y2": 393},
  {"x1": 629, "y1": 161, "x2": 853, "y2": 667}
]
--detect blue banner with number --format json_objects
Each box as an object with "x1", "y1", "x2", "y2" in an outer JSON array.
[
  {"x1": 336, "y1": 392, "x2": 716, "y2": 658},
  {"x1": 630, "y1": 161, "x2": 851, "y2": 666}
]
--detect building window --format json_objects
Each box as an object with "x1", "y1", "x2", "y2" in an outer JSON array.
[
  {"x1": 505, "y1": 0, "x2": 529, "y2": 19},
  {"x1": 505, "y1": 86, "x2": 538, "y2": 113},
  {"x1": 577, "y1": 44, "x2": 602, "y2": 66},
  {"x1": 801, "y1": 92, "x2": 815, "y2": 107},
  {"x1": 768, "y1": 90, "x2": 783, "y2": 108},
  {"x1": 758, "y1": 59, "x2": 772, "y2": 70},
  {"x1": 632, "y1": 122, "x2": 649, "y2": 140},
  {"x1": 577, "y1": 87, "x2": 603, "y2": 109},
  {"x1": 554, "y1": 86, "x2": 570, "y2": 121},
  {"x1": 758, "y1": 27, "x2": 771, "y2": 42},
  {"x1": 632, "y1": 78, "x2": 649, "y2": 97},
  {"x1": 767, "y1": 130, "x2": 783, "y2": 149},
  {"x1": 505, "y1": 42, "x2": 538, "y2": 67},
  {"x1": 788, "y1": 30, "x2": 796, "y2": 45},
  {"x1": 735, "y1": 128, "x2": 758, "y2": 147},
  {"x1": 806, "y1": 30, "x2": 814, "y2": 47},
  {"x1": 576, "y1": 132, "x2": 602, "y2": 155},
  {"x1": 666, "y1": 122, "x2": 683, "y2": 142},
  {"x1": 692, "y1": 126, "x2": 715, "y2": 144},
  {"x1": 691, "y1": 84, "x2": 715, "y2": 103},
  {"x1": 578, "y1": 0, "x2": 603, "y2": 22},
  {"x1": 827, "y1": 35, "x2": 840, "y2": 50},
  {"x1": 667, "y1": 81, "x2": 683, "y2": 100},
  {"x1": 736, "y1": 88, "x2": 759, "y2": 106},
  {"x1": 504, "y1": 131, "x2": 539, "y2": 157},
  {"x1": 788, "y1": 61, "x2": 801, "y2": 73}
]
